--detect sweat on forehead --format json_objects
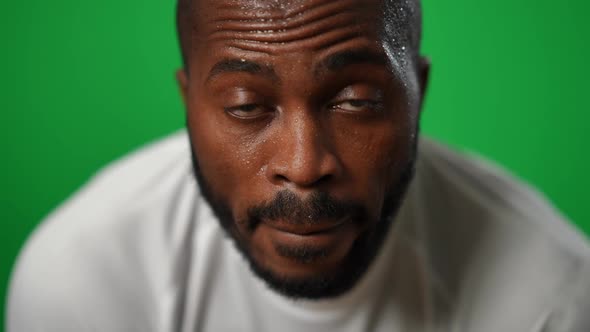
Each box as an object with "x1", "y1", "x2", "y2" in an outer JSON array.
[{"x1": 176, "y1": 0, "x2": 422, "y2": 68}]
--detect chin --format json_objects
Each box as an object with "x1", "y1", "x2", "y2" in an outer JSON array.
[{"x1": 240, "y1": 223, "x2": 390, "y2": 300}]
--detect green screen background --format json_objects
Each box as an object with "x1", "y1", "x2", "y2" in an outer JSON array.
[{"x1": 1, "y1": 0, "x2": 588, "y2": 328}]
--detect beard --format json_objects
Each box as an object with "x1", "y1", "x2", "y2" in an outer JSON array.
[{"x1": 187, "y1": 128, "x2": 418, "y2": 299}]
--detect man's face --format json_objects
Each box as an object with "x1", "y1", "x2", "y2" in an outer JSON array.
[{"x1": 178, "y1": 0, "x2": 427, "y2": 298}]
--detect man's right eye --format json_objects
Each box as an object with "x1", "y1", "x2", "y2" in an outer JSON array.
[{"x1": 224, "y1": 104, "x2": 270, "y2": 120}]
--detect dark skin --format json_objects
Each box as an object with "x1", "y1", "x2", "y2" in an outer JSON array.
[{"x1": 177, "y1": 0, "x2": 429, "y2": 297}]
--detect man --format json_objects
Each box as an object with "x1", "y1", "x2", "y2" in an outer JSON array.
[{"x1": 7, "y1": 0, "x2": 590, "y2": 331}]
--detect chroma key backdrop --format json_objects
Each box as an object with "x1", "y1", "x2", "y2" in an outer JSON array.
[{"x1": 1, "y1": 0, "x2": 589, "y2": 329}]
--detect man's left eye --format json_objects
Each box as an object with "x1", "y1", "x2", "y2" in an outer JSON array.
[{"x1": 330, "y1": 100, "x2": 382, "y2": 113}]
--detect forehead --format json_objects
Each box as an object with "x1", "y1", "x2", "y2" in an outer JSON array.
[
  {"x1": 198, "y1": 0, "x2": 383, "y2": 19},
  {"x1": 186, "y1": 0, "x2": 417, "y2": 94},
  {"x1": 194, "y1": 0, "x2": 386, "y2": 53},
  {"x1": 200, "y1": 0, "x2": 381, "y2": 18}
]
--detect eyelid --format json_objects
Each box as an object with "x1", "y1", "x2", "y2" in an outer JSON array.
[
  {"x1": 329, "y1": 99, "x2": 384, "y2": 113},
  {"x1": 332, "y1": 84, "x2": 384, "y2": 101},
  {"x1": 224, "y1": 103, "x2": 259, "y2": 112},
  {"x1": 224, "y1": 103, "x2": 274, "y2": 120}
]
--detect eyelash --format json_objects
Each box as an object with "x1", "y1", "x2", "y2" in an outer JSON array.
[
  {"x1": 328, "y1": 99, "x2": 384, "y2": 113},
  {"x1": 224, "y1": 104, "x2": 259, "y2": 113},
  {"x1": 224, "y1": 104, "x2": 271, "y2": 120},
  {"x1": 224, "y1": 98, "x2": 384, "y2": 120}
]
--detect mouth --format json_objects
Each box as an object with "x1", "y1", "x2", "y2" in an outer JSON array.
[
  {"x1": 264, "y1": 217, "x2": 350, "y2": 236},
  {"x1": 251, "y1": 216, "x2": 361, "y2": 276},
  {"x1": 260, "y1": 217, "x2": 357, "y2": 258}
]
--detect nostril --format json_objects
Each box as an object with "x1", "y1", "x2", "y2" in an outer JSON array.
[
  {"x1": 314, "y1": 174, "x2": 333, "y2": 186},
  {"x1": 271, "y1": 171, "x2": 333, "y2": 188},
  {"x1": 300, "y1": 173, "x2": 334, "y2": 188},
  {"x1": 274, "y1": 174, "x2": 290, "y2": 183}
]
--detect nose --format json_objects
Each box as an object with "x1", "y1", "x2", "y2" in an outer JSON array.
[{"x1": 266, "y1": 110, "x2": 342, "y2": 189}]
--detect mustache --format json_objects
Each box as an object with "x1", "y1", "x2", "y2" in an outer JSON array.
[{"x1": 244, "y1": 190, "x2": 367, "y2": 230}]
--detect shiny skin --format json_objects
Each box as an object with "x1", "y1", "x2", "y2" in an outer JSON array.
[{"x1": 177, "y1": 0, "x2": 429, "y2": 287}]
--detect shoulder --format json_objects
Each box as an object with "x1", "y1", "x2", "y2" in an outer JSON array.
[
  {"x1": 413, "y1": 138, "x2": 590, "y2": 331},
  {"x1": 20, "y1": 130, "x2": 195, "y2": 254},
  {"x1": 7, "y1": 130, "x2": 197, "y2": 331},
  {"x1": 417, "y1": 137, "x2": 590, "y2": 257},
  {"x1": 538, "y1": 263, "x2": 590, "y2": 331}
]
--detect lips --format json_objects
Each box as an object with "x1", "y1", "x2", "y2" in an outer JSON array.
[
  {"x1": 263, "y1": 217, "x2": 349, "y2": 236},
  {"x1": 251, "y1": 215, "x2": 360, "y2": 274}
]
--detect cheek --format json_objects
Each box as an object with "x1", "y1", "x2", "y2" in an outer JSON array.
[
  {"x1": 332, "y1": 117, "x2": 412, "y2": 211},
  {"x1": 187, "y1": 108, "x2": 266, "y2": 208}
]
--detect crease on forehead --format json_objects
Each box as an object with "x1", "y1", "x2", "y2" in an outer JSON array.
[
  {"x1": 193, "y1": 0, "x2": 420, "y2": 101},
  {"x1": 214, "y1": 0, "x2": 312, "y2": 18},
  {"x1": 204, "y1": 0, "x2": 378, "y2": 46},
  {"x1": 200, "y1": 0, "x2": 391, "y2": 57},
  {"x1": 182, "y1": 0, "x2": 420, "y2": 58},
  {"x1": 199, "y1": 0, "x2": 418, "y2": 44},
  {"x1": 210, "y1": 0, "x2": 371, "y2": 31}
]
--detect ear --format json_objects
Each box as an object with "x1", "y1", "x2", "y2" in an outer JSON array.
[
  {"x1": 417, "y1": 56, "x2": 431, "y2": 111},
  {"x1": 176, "y1": 69, "x2": 189, "y2": 108}
]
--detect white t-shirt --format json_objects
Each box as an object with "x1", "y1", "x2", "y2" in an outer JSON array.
[{"x1": 7, "y1": 131, "x2": 590, "y2": 332}]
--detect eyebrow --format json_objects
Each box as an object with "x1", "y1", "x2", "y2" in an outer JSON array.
[
  {"x1": 314, "y1": 49, "x2": 389, "y2": 77},
  {"x1": 206, "y1": 59, "x2": 279, "y2": 83},
  {"x1": 205, "y1": 49, "x2": 389, "y2": 83}
]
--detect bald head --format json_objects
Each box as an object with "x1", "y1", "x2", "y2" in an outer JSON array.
[{"x1": 176, "y1": 0, "x2": 422, "y2": 69}]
